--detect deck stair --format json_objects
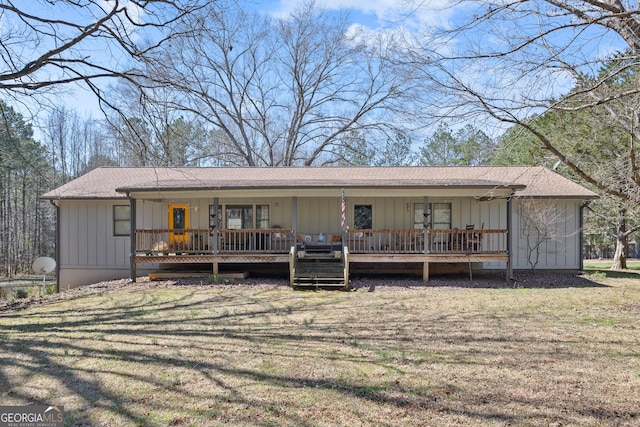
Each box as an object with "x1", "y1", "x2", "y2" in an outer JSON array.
[{"x1": 290, "y1": 248, "x2": 348, "y2": 289}]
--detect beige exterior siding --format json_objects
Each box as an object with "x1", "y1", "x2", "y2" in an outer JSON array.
[
  {"x1": 59, "y1": 200, "x2": 129, "y2": 268},
  {"x1": 55, "y1": 195, "x2": 583, "y2": 288},
  {"x1": 59, "y1": 199, "x2": 157, "y2": 288},
  {"x1": 511, "y1": 199, "x2": 581, "y2": 270}
]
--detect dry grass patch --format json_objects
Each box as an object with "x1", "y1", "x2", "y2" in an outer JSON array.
[{"x1": 0, "y1": 273, "x2": 639, "y2": 426}]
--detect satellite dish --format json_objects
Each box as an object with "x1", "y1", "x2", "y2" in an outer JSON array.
[{"x1": 33, "y1": 257, "x2": 56, "y2": 274}]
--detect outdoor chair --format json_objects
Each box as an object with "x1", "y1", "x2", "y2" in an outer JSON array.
[{"x1": 465, "y1": 223, "x2": 484, "y2": 252}]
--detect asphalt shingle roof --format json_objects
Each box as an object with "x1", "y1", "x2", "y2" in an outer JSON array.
[{"x1": 40, "y1": 166, "x2": 598, "y2": 200}]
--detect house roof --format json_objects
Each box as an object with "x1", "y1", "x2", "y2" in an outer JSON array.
[{"x1": 40, "y1": 166, "x2": 598, "y2": 200}]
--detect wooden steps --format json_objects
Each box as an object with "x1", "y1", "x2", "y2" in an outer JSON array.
[{"x1": 292, "y1": 255, "x2": 347, "y2": 289}]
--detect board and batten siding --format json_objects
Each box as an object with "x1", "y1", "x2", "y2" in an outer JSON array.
[
  {"x1": 132, "y1": 196, "x2": 511, "y2": 235},
  {"x1": 511, "y1": 199, "x2": 581, "y2": 270},
  {"x1": 296, "y1": 197, "x2": 508, "y2": 233},
  {"x1": 58, "y1": 199, "x2": 159, "y2": 288}
]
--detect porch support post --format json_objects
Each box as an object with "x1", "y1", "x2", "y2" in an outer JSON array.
[
  {"x1": 128, "y1": 193, "x2": 137, "y2": 283},
  {"x1": 290, "y1": 197, "x2": 298, "y2": 287},
  {"x1": 341, "y1": 190, "x2": 347, "y2": 250},
  {"x1": 292, "y1": 197, "x2": 298, "y2": 239},
  {"x1": 212, "y1": 197, "x2": 219, "y2": 255},
  {"x1": 212, "y1": 197, "x2": 219, "y2": 276},
  {"x1": 423, "y1": 196, "x2": 429, "y2": 254},
  {"x1": 506, "y1": 193, "x2": 514, "y2": 283},
  {"x1": 423, "y1": 261, "x2": 429, "y2": 282}
]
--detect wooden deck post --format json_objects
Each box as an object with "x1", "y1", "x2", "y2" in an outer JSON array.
[
  {"x1": 423, "y1": 261, "x2": 429, "y2": 282},
  {"x1": 423, "y1": 197, "x2": 429, "y2": 254},
  {"x1": 290, "y1": 197, "x2": 298, "y2": 287},
  {"x1": 212, "y1": 197, "x2": 219, "y2": 255},
  {"x1": 212, "y1": 261, "x2": 219, "y2": 277}
]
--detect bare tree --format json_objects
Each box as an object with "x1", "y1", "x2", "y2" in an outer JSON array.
[
  {"x1": 45, "y1": 107, "x2": 104, "y2": 184},
  {"x1": 144, "y1": 1, "x2": 413, "y2": 166},
  {"x1": 0, "y1": 0, "x2": 215, "y2": 117},
  {"x1": 519, "y1": 199, "x2": 565, "y2": 272},
  {"x1": 405, "y1": 0, "x2": 640, "y2": 268},
  {"x1": 105, "y1": 79, "x2": 215, "y2": 166}
]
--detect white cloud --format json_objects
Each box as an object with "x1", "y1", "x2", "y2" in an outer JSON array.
[
  {"x1": 269, "y1": 0, "x2": 457, "y2": 31},
  {"x1": 98, "y1": 0, "x2": 145, "y2": 36}
]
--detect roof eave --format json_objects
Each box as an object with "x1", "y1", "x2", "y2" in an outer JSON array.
[
  {"x1": 115, "y1": 183, "x2": 527, "y2": 193},
  {"x1": 40, "y1": 195, "x2": 128, "y2": 201},
  {"x1": 513, "y1": 194, "x2": 600, "y2": 200}
]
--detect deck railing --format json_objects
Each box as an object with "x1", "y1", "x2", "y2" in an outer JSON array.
[
  {"x1": 136, "y1": 228, "x2": 294, "y2": 255},
  {"x1": 136, "y1": 228, "x2": 507, "y2": 256},
  {"x1": 346, "y1": 228, "x2": 507, "y2": 254}
]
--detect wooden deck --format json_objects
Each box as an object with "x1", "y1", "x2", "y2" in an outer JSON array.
[
  {"x1": 133, "y1": 228, "x2": 510, "y2": 283},
  {"x1": 135, "y1": 227, "x2": 506, "y2": 256}
]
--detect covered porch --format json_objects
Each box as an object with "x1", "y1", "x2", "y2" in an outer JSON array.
[
  {"x1": 121, "y1": 179, "x2": 518, "y2": 285},
  {"x1": 132, "y1": 226, "x2": 510, "y2": 284},
  {"x1": 134, "y1": 227, "x2": 508, "y2": 256}
]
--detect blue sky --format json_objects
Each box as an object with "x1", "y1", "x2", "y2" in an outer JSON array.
[
  {"x1": 23, "y1": 0, "x2": 449, "y2": 121},
  {"x1": 60, "y1": 0, "x2": 458, "y2": 117},
  {"x1": 6, "y1": 0, "x2": 629, "y2": 141}
]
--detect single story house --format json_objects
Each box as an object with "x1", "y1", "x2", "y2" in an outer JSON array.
[{"x1": 41, "y1": 166, "x2": 598, "y2": 290}]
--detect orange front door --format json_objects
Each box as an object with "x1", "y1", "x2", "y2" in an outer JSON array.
[{"x1": 168, "y1": 204, "x2": 189, "y2": 247}]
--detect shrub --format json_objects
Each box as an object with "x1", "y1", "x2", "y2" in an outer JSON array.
[{"x1": 14, "y1": 289, "x2": 29, "y2": 299}]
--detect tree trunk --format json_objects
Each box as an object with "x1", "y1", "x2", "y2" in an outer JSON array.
[{"x1": 611, "y1": 232, "x2": 628, "y2": 270}]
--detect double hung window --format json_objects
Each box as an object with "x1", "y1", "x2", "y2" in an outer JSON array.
[
  {"x1": 113, "y1": 205, "x2": 130, "y2": 236},
  {"x1": 413, "y1": 203, "x2": 451, "y2": 229},
  {"x1": 221, "y1": 204, "x2": 270, "y2": 229}
]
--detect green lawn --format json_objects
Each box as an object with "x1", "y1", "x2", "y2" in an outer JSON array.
[
  {"x1": 1, "y1": 273, "x2": 639, "y2": 426},
  {"x1": 584, "y1": 259, "x2": 640, "y2": 271}
]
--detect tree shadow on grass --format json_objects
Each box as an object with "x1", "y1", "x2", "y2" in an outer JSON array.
[
  {"x1": 0, "y1": 290, "x2": 335, "y2": 426},
  {"x1": 0, "y1": 285, "x2": 637, "y2": 426}
]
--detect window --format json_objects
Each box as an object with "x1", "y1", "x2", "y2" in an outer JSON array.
[
  {"x1": 171, "y1": 206, "x2": 186, "y2": 229},
  {"x1": 256, "y1": 205, "x2": 270, "y2": 229},
  {"x1": 414, "y1": 203, "x2": 451, "y2": 229},
  {"x1": 224, "y1": 204, "x2": 270, "y2": 229},
  {"x1": 226, "y1": 205, "x2": 253, "y2": 229},
  {"x1": 113, "y1": 205, "x2": 130, "y2": 236},
  {"x1": 432, "y1": 203, "x2": 452, "y2": 230},
  {"x1": 413, "y1": 204, "x2": 429, "y2": 229},
  {"x1": 354, "y1": 204, "x2": 372, "y2": 229}
]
